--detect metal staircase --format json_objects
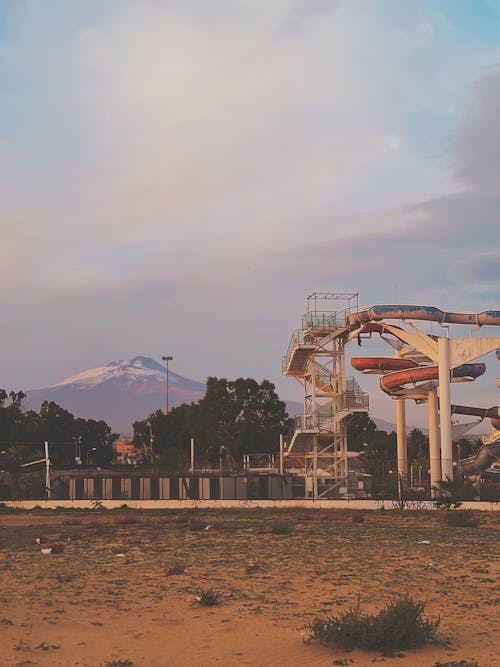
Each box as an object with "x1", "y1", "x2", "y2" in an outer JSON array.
[{"x1": 283, "y1": 293, "x2": 369, "y2": 498}]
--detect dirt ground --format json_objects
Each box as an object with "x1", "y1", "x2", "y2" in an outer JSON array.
[{"x1": 0, "y1": 507, "x2": 498, "y2": 667}]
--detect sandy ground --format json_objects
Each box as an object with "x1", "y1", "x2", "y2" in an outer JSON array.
[{"x1": 0, "y1": 508, "x2": 498, "y2": 667}]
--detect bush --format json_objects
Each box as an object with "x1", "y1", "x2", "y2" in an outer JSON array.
[
  {"x1": 310, "y1": 595, "x2": 439, "y2": 654},
  {"x1": 443, "y1": 510, "x2": 479, "y2": 528},
  {"x1": 189, "y1": 519, "x2": 207, "y2": 532},
  {"x1": 433, "y1": 475, "x2": 476, "y2": 510},
  {"x1": 432, "y1": 661, "x2": 480, "y2": 667},
  {"x1": 271, "y1": 520, "x2": 292, "y2": 535},
  {"x1": 166, "y1": 563, "x2": 186, "y2": 576},
  {"x1": 196, "y1": 588, "x2": 220, "y2": 606}
]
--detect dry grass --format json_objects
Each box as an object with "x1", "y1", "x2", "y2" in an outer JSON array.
[{"x1": 0, "y1": 507, "x2": 497, "y2": 666}]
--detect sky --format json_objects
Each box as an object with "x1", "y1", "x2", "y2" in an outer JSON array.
[{"x1": 1, "y1": 0, "x2": 500, "y2": 425}]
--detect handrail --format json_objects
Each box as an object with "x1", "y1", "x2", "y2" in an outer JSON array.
[{"x1": 293, "y1": 378, "x2": 369, "y2": 430}]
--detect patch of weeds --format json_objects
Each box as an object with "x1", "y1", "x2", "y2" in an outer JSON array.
[
  {"x1": 189, "y1": 519, "x2": 207, "y2": 531},
  {"x1": 0, "y1": 617, "x2": 13, "y2": 625},
  {"x1": 91, "y1": 499, "x2": 105, "y2": 510},
  {"x1": 35, "y1": 642, "x2": 60, "y2": 650},
  {"x1": 245, "y1": 561, "x2": 261, "y2": 575},
  {"x1": 166, "y1": 563, "x2": 187, "y2": 576},
  {"x1": 115, "y1": 516, "x2": 142, "y2": 525},
  {"x1": 432, "y1": 662, "x2": 480, "y2": 667},
  {"x1": 333, "y1": 660, "x2": 354, "y2": 666},
  {"x1": 213, "y1": 521, "x2": 238, "y2": 533},
  {"x1": 103, "y1": 660, "x2": 133, "y2": 667},
  {"x1": 62, "y1": 518, "x2": 82, "y2": 526},
  {"x1": 196, "y1": 588, "x2": 220, "y2": 606},
  {"x1": 50, "y1": 543, "x2": 65, "y2": 554},
  {"x1": 351, "y1": 513, "x2": 365, "y2": 523},
  {"x1": 309, "y1": 595, "x2": 439, "y2": 654},
  {"x1": 271, "y1": 519, "x2": 293, "y2": 535},
  {"x1": 443, "y1": 510, "x2": 479, "y2": 528}
]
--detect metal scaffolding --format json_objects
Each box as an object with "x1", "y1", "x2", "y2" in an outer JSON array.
[{"x1": 283, "y1": 293, "x2": 368, "y2": 498}]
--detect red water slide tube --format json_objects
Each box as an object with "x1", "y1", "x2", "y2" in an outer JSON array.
[{"x1": 351, "y1": 357, "x2": 486, "y2": 396}]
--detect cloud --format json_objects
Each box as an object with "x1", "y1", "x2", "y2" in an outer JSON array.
[{"x1": 0, "y1": 1, "x2": 499, "y2": 421}]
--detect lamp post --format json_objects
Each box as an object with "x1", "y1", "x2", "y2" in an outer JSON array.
[
  {"x1": 161, "y1": 355, "x2": 173, "y2": 414},
  {"x1": 219, "y1": 445, "x2": 225, "y2": 500},
  {"x1": 86, "y1": 447, "x2": 97, "y2": 464},
  {"x1": 147, "y1": 420, "x2": 154, "y2": 464}
]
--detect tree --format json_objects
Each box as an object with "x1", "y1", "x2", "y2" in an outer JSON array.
[
  {"x1": 345, "y1": 413, "x2": 378, "y2": 451},
  {"x1": 358, "y1": 430, "x2": 397, "y2": 497},
  {"x1": 0, "y1": 392, "x2": 117, "y2": 468},
  {"x1": 134, "y1": 377, "x2": 289, "y2": 468}
]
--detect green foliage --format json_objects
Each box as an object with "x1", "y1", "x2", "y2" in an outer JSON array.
[
  {"x1": 443, "y1": 510, "x2": 479, "y2": 527},
  {"x1": 433, "y1": 475, "x2": 477, "y2": 510},
  {"x1": 345, "y1": 413, "x2": 378, "y2": 451},
  {"x1": 134, "y1": 376, "x2": 289, "y2": 467},
  {"x1": 0, "y1": 389, "x2": 118, "y2": 471},
  {"x1": 310, "y1": 595, "x2": 439, "y2": 654}
]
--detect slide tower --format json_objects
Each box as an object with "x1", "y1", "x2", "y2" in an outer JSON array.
[{"x1": 283, "y1": 293, "x2": 368, "y2": 497}]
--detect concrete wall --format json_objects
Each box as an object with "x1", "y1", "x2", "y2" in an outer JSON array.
[{"x1": 1, "y1": 499, "x2": 498, "y2": 511}]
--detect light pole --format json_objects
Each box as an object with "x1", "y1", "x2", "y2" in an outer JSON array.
[
  {"x1": 161, "y1": 355, "x2": 173, "y2": 414},
  {"x1": 147, "y1": 421, "x2": 154, "y2": 464},
  {"x1": 86, "y1": 447, "x2": 97, "y2": 465},
  {"x1": 219, "y1": 445, "x2": 225, "y2": 500}
]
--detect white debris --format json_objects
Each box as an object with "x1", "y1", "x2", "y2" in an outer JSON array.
[
  {"x1": 416, "y1": 540, "x2": 431, "y2": 544},
  {"x1": 41, "y1": 548, "x2": 52, "y2": 555}
]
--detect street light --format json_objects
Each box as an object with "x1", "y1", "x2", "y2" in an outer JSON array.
[
  {"x1": 147, "y1": 420, "x2": 154, "y2": 464},
  {"x1": 86, "y1": 447, "x2": 97, "y2": 464},
  {"x1": 161, "y1": 355, "x2": 173, "y2": 414},
  {"x1": 219, "y1": 445, "x2": 225, "y2": 500}
]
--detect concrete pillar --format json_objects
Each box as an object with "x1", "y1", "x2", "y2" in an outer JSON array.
[
  {"x1": 396, "y1": 399, "x2": 407, "y2": 479},
  {"x1": 313, "y1": 436, "x2": 318, "y2": 499},
  {"x1": 428, "y1": 388, "x2": 441, "y2": 495},
  {"x1": 438, "y1": 336, "x2": 453, "y2": 480}
]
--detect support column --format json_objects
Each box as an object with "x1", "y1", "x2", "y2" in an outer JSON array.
[
  {"x1": 45, "y1": 441, "x2": 51, "y2": 500},
  {"x1": 396, "y1": 399, "x2": 407, "y2": 479},
  {"x1": 428, "y1": 388, "x2": 441, "y2": 495},
  {"x1": 438, "y1": 336, "x2": 453, "y2": 480},
  {"x1": 279, "y1": 433, "x2": 284, "y2": 476},
  {"x1": 313, "y1": 436, "x2": 318, "y2": 499}
]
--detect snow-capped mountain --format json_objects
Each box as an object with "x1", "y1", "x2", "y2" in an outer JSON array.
[{"x1": 27, "y1": 356, "x2": 206, "y2": 433}]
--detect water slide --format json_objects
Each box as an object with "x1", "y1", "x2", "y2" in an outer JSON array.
[
  {"x1": 351, "y1": 355, "x2": 500, "y2": 472},
  {"x1": 348, "y1": 305, "x2": 500, "y2": 328},
  {"x1": 459, "y1": 440, "x2": 500, "y2": 474}
]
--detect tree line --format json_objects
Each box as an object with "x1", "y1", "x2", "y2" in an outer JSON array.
[{"x1": 0, "y1": 390, "x2": 117, "y2": 469}]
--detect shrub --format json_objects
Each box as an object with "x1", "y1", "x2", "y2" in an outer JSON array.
[
  {"x1": 433, "y1": 475, "x2": 476, "y2": 510},
  {"x1": 196, "y1": 588, "x2": 220, "y2": 606},
  {"x1": 443, "y1": 510, "x2": 479, "y2": 528},
  {"x1": 189, "y1": 519, "x2": 207, "y2": 531},
  {"x1": 432, "y1": 661, "x2": 480, "y2": 667},
  {"x1": 351, "y1": 513, "x2": 365, "y2": 523},
  {"x1": 50, "y1": 543, "x2": 65, "y2": 554},
  {"x1": 271, "y1": 520, "x2": 292, "y2": 535},
  {"x1": 310, "y1": 595, "x2": 439, "y2": 654},
  {"x1": 166, "y1": 563, "x2": 186, "y2": 576}
]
